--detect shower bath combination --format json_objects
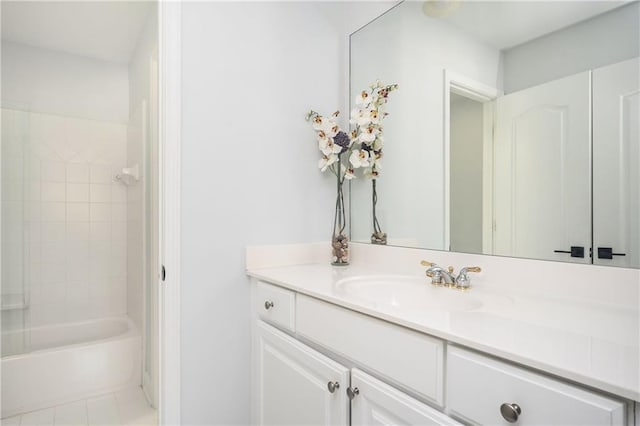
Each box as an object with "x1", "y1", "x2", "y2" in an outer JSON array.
[{"x1": 1, "y1": 1, "x2": 160, "y2": 421}]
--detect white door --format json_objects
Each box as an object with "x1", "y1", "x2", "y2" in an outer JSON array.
[
  {"x1": 493, "y1": 72, "x2": 591, "y2": 263},
  {"x1": 593, "y1": 58, "x2": 640, "y2": 268},
  {"x1": 256, "y1": 321, "x2": 349, "y2": 426},
  {"x1": 350, "y1": 369, "x2": 461, "y2": 426}
]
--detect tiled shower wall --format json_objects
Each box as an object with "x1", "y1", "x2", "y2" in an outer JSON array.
[{"x1": 26, "y1": 111, "x2": 128, "y2": 326}]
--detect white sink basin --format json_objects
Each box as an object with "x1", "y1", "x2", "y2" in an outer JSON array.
[{"x1": 334, "y1": 275, "x2": 483, "y2": 312}]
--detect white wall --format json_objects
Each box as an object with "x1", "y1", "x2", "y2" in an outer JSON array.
[
  {"x1": 1, "y1": 41, "x2": 129, "y2": 123},
  {"x1": 180, "y1": 2, "x2": 344, "y2": 423},
  {"x1": 503, "y1": 2, "x2": 640, "y2": 93},
  {"x1": 350, "y1": 1, "x2": 502, "y2": 249}
]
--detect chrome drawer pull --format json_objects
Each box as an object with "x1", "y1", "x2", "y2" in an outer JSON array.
[
  {"x1": 500, "y1": 403, "x2": 522, "y2": 423},
  {"x1": 264, "y1": 301, "x2": 274, "y2": 310},
  {"x1": 327, "y1": 381, "x2": 340, "y2": 393}
]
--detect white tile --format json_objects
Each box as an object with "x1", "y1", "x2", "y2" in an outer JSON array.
[
  {"x1": 67, "y1": 222, "x2": 90, "y2": 242},
  {"x1": 109, "y1": 277, "x2": 127, "y2": 314},
  {"x1": 30, "y1": 183, "x2": 41, "y2": 201},
  {"x1": 67, "y1": 183, "x2": 89, "y2": 202},
  {"x1": 67, "y1": 163, "x2": 89, "y2": 183},
  {"x1": 54, "y1": 400, "x2": 88, "y2": 426},
  {"x1": 111, "y1": 185, "x2": 127, "y2": 203},
  {"x1": 87, "y1": 394, "x2": 122, "y2": 426},
  {"x1": 20, "y1": 407, "x2": 55, "y2": 426},
  {"x1": 90, "y1": 165, "x2": 113, "y2": 184},
  {"x1": 67, "y1": 204, "x2": 90, "y2": 222},
  {"x1": 89, "y1": 222, "x2": 111, "y2": 242},
  {"x1": 67, "y1": 260, "x2": 89, "y2": 283},
  {"x1": 30, "y1": 202, "x2": 42, "y2": 221},
  {"x1": 41, "y1": 242, "x2": 66, "y2": 264},
  {"x1": 42, "y1": 202, "x2": 66, "y2": 222},
  {"x1": 42, "y1": 161, "x2": 66, "y2": 182},
  {"x1": 41, "y1": 261, "x2": 66, "y2": 285},
  {"x1": 42, "y1": 182, "x2": 66, "y2": 202},
  {"x1": 115, "y1": 387, "x2": 156, "y2": 426},
  {"x1": 90, "y1": 204, "x2": 111, "y2": 222},
  {"x1": 111, "y1": 204, "x2": 126, "y2": 222},
  {"x1": 41, "y1": 222, "x2": 66, "y2": 242},
  {"x1": 89, "y1": 184, "x2": 111, "y2": 203}
]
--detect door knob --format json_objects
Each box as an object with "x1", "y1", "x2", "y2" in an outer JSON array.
[
  {"x1": 347, "y1": 387, "x2": 360, "y2": 400},
  {"x1": 500, "y1": 403, "x2": 522, "y2": 423},
  {"x1": 327, "y1": 381, "x2": 339, "y2": 393},
  {"x1": 264, "y1": 301, "x2": 274, "y2": 310}
]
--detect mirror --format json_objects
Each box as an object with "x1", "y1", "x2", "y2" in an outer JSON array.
[{"x1": 350, "y1": 0, "x2": 639, "y2": 268}]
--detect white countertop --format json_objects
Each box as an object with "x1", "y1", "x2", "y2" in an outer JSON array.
[{"x1": 247, "y1": 262, "x2": 640, "y2": 401}]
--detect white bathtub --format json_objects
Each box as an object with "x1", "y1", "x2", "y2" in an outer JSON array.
[{"x1": 1, "y1": 316, "x2": 141, "y2": 418}]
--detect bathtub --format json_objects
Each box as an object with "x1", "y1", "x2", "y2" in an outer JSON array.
[{"x1": 1, "y1": 316, "x2": 141, "y2": 418}]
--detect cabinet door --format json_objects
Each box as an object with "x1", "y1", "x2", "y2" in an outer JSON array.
[
  {"x1": 493, "y1": 72, "x2": 591, "y2": 263},
  {"x1": 350, "y1": 368, "x2": 461, "y2": 426},
  {"x1": 255, "y1": 321, "x2": 349, "y2": 426},
  {"x1": 593, "y1": 57, "x2": 640, "y2": 268}
]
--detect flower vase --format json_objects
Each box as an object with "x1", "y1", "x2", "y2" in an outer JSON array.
[
  {"x1": 331, "y1": 162, "x2": 349, "y2": 266},
  {"x1": 370, "y1": 179, "x2": 387, "y2": 245}
]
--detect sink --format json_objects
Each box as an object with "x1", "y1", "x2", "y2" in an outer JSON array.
[{"x1": 334, "y1": 275, "x2": 484, "y2": 312}]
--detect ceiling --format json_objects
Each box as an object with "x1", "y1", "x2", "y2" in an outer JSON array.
[
  {"x1": 435, "y1": 1, "x2": 633, "y2": 50},
  {"x1": 1, "y1": 1, "x2": 154, "y2": 64}
]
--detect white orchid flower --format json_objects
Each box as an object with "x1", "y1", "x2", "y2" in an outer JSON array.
[
  {"x1": 340, "y1": 165, "x2": 356, "y2": 180},
  {"x1": 319, "y1": 153, "x2": 338, "y2": 172},
  {"x1": 350, "y1": 108, "x2": 371, "y2": 127},
  {"x1": 349, "y1": 149, "x2": 371, "y2": 169},
  {"x1": 372, "y1": 151, "x2": 383, "y2": 169},
  {"x1": 373, "y1": 135, "x2": 384, "y2": 151},
  {"x1": 359, "y1": 125, "x2": 379, "y2": 144},
  {"x1": 356, "y1": 90, "x2": 372, "y2": 107},
  {"x1": 364, "y1": 168, "x2": 380, "y2": 179},
  {"x1": 321, "y1": 119, "x2": 340, "y2": 137},
  {"x1": 319, "y1": 136, "x2": 343, "y2": 156},
  {"x1": 311, "y1": 115, "x2": 326, "y2": 131},
  {"x1": 368, "y1": 108, "x2": 381, "y2": 124}
]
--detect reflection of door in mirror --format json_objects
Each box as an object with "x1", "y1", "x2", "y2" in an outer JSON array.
[
  {"x1": 593, "y1": 58, "x2": 639, "y2": 268},
  {"x1": 493, "y1": 72, "x2": 591, "y2": 264}
]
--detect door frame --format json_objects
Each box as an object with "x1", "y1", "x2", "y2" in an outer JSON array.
[
  {"x1": 443, "y1": 70, "x2": 502, "y2": 253},
  {"x1": 158, "y1": 1, "x2": 181, "y2": 424}
]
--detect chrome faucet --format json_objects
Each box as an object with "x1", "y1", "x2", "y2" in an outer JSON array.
[{"x1": 420, "y1": 261, "x2": 481, "y2": 289}]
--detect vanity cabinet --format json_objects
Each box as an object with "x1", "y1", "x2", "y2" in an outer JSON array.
[
  {"x1": 251, "y1": 280, "x2": 631, "y2": 426},
  {"x1": 255, "y1": 320, "x2": 453, "y2": 426}
]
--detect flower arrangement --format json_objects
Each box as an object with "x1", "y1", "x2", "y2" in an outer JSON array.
[
  {"x1": 349, "y1": 80, "x2": 399, "y2": 179},
  {"x1": 306, "y1": 80, "x2": 398, "y2": 262}
]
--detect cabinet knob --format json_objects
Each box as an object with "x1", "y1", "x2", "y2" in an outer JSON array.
[
  {"x1": 500, "y1": 403, "x2": 522, "y2": 423},
  {"x1": 347, "y1": 387, "x2": 360, "y2": 400},
  {"x1": 327, "y1": 381, "x2": 340, "y2": 393},
  {"x1": 264, "y1": 301, "x2": 274, "y2": 310}
]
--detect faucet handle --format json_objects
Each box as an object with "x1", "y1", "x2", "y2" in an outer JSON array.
[
  {"x1": 420, "y1": 260, "x2": 435, "y2": 267},
  {"x1": 455, "y1": 266, "x2": 482, "y2": 289}
]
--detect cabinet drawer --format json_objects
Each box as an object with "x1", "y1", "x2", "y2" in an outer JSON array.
[
  {"x1": 296, "y1": 295, "x2": 444, "y2": 407},
  {"x1": 255, "y1": 281, "x2": 295, "y2": 332},
  {"x1": 447, "y1": 346, "x2": 626, "y2": 425}
]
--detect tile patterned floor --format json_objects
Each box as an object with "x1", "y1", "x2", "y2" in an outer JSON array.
[{"x1": 1, "y1": 387, "x2": 156, "y2": 426}]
